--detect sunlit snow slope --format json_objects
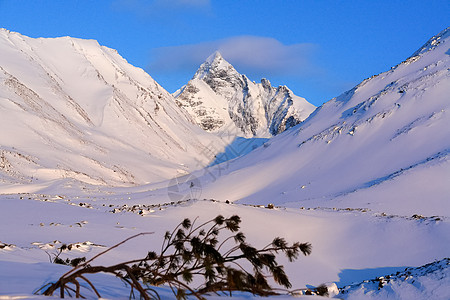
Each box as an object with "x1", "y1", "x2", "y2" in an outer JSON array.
[
  {"x1": 0, "y1": 29, "x2": 220, "y2": 187},
  {"x1": 198, "y1": 27, "x2": 450, "y2": 216},
  {"x1": 174, "y1": 52, "x2": 316, "y2": 138}
]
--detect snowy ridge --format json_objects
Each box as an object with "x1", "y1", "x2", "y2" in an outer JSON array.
[
  {"x1": 0, "y1": 29, "x2": 222, "y2": 187},
  {"x1": 340, "y1": 258, "x2": 450, "y2": 300},
  {"x1": 410, "y1": 26, "x2": 450, "y2": 57},
  {"x1": 174, "y1": 52, "x2": 316, "y2": 137}
]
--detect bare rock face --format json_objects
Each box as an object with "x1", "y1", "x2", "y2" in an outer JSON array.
[{"x1": 174, "y1": 52, "x2": 316, "y2": 137}]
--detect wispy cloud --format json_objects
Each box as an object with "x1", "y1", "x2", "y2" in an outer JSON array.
[
  {"x1": 171, "y1": 0, "x2": 210, "y2": 7},
  {"x1": 112, "y1": 0, "x2": 211, "y2": 15},
  {"x1": 149, "y1": 36, "x2": 321, "y2": 79}
]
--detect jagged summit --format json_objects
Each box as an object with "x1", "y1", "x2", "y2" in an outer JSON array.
[
  {"x1": 175, "y1": 52, "x2": 316, "y2": 137},
  {"x1": 193, "y1": 51, "x2": 239, "y2": 82},
  {"x1": 205, "y1": 51, "x2": 223, "y2": 64}
]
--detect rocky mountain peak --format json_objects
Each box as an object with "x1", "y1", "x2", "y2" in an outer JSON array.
[
  {"x1": 174, "y1": 52, "x2": 316, "y2": 137},
  {"x1": 193, "y1": 51, "x2": 239, "y2": 82},
  {"x1": 205, "y1": 50, "x2": 223, "y2": 64},
  {"x1": 260, "y1": 78, "x2": 272, "y2": 89}
]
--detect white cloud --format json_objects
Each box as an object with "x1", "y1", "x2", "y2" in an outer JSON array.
[
  {"x1": 112, "y1": 0, "x2": 211, "y2": 14},
  {"x1": 174, "y1": 0, "x2": 210, "y2": 6},
  {"x1": 148, "y1": 36, "x2": 320, "y2": 79}
]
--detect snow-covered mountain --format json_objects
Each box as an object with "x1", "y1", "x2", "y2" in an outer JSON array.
[
  {"x1": 0, "y1": 29, "x2": 222, "y2": 187},
  {"x1": 192, "y1": 27, "x2": 450, "y2": 216},
  {"x1": 174, "y1": 52, "x2": 316, "y2": 137},
  {"x1": 1, "y1": 28, "x2": 449, "y2": 300}
]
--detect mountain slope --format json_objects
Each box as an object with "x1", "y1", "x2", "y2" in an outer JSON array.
[
  {"x1": 0, "y1": 29, "x2": 220, "y2": 187},
  {"x1": 174, "y1": 52, "x2": 316, "y2": 137},
  {"x1": 193, "y1": 27, "x2": 450, "y2": 216}
]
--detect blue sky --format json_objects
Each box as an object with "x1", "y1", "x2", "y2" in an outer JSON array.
[{"x1": 0, "y1": 0, "x2": 448, "y2": 106}]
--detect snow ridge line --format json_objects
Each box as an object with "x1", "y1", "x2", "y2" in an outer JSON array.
[
  {"x1": 339, "y1": 257, "x2": 450, "y2": 296},
  {"x1": 361, "y1": 148, "x2": 450, "y2": 188}
]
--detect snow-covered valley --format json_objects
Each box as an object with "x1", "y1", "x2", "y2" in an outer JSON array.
[{"x1": 1, "y1": 27, "x2": 449, "y2": 299}]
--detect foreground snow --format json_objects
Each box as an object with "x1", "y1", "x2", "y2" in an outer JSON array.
[{"x1": 1, "y1": 191, "x2": 449, "y2": 298}]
